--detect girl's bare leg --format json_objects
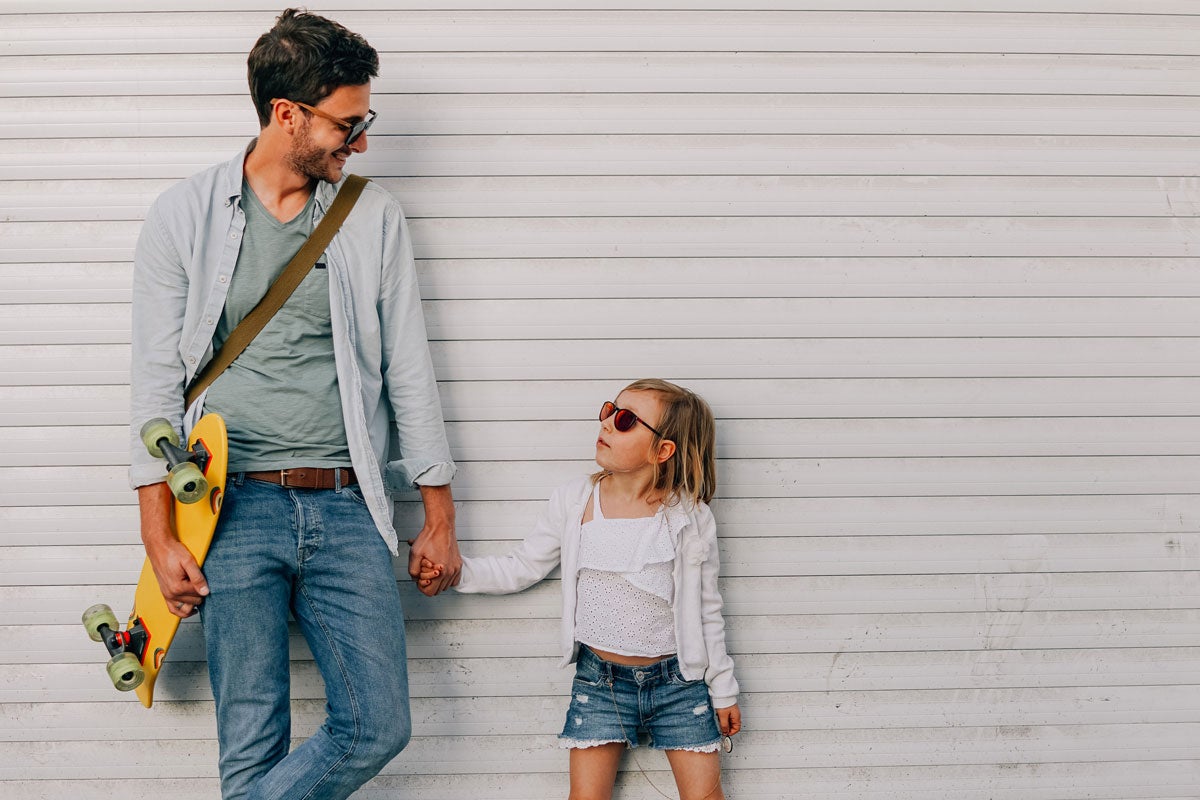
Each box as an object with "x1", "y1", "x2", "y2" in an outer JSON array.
[
  {"x1": 665, "y1": 748, "x2": 725, "y2": 800},
  {"x1": 568, "y1": 742, "x2": 625, "y2": 800}
]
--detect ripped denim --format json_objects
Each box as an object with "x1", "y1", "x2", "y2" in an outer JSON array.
[{"x1": 558, "y1": 645, "x2": 721, "y2": 752}]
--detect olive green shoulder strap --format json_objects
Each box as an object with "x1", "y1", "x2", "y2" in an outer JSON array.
[{"x1": 183, "y1": 174, "x2": 369, "y2": 409}]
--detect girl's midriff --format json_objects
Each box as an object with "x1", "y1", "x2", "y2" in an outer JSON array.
[{"x1": 587, "y1": 646, "x2": 675, "y2": 667}]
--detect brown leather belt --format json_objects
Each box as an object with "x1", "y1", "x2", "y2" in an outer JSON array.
[{"x1": 244, "y1": 467, "x2": 357, "y2": 490}]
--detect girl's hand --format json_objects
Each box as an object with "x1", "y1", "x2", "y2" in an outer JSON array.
[
  {"x1": 717, "y1": 703, "x2": 742, "y2": 737},
  {"x1": 413, "y1": 554, "x2": 443, "y2": 589}
]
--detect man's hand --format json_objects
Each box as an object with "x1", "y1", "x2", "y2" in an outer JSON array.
[
  {"x1": 407, "y1": 483, "x2": 460, "y2": 596},
  {"x1": 138, "y1": 482, "x2": 208, "y2": 618}
]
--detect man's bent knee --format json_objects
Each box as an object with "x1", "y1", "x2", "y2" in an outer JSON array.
[{"x1": 354, "y1": 716, "x2": 411, "y2": 772}]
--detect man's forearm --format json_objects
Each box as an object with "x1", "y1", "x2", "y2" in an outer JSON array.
[
  {"x1": 138, "y1": 482, "x2": 175, "y2": 550},
  {"x1": 417, "y1": 482, "x2": 455, "y2": 530}
]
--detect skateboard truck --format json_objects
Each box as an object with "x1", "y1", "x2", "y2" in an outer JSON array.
[
  {"x1": 140, "y1": 418, "x2": 210, "y2": 504},
  {"x1": 101, "y1": 619, "x2": 149, "y2": 661},
  {"x1": 82, "y1": 604, "x2": 148, "y2": 691}
]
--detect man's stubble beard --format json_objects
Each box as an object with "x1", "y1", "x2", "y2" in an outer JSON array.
[{"x1": 286, "y1": 118, "x2": 344, "y2": 184}]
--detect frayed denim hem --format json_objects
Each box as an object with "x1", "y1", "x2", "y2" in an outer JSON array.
[
  {"x1": 667, "y1": 740, "x2": 722, "y2": 753},
  {"x1": 558, "y1": 737, "x2": 626, "y2": 750}
]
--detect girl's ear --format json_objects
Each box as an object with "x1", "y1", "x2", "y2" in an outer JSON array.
[{"x1": 655, "y1": 438, "x2": 676, "y2": 465}]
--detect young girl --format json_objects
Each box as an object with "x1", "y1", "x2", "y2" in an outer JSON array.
[{"x1": 423, "y1": 379, "x2": 742, "y2": 799}]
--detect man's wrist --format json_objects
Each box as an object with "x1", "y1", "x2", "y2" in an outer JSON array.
[{"x1": 417, "y1": 483, "x2": 455, "y2": 525}]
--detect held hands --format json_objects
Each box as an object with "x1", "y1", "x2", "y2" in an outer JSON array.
[
  {"x1": 414, "y1": 556, "x2": 444, "y2": 590},
  {"x1": 407, "y1": 547, "x2": 455, "y2": 596},
  {"x1": 406, "y1": 529, "x2": 461, "y2": 596},
  {"x1": 406, "y1": 483, "x2": 461, "y2": 596}
]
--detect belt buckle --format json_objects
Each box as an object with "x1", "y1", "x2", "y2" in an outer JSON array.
[{"x1": 278, "y1": 469, "x2": 295, "y2": 488}]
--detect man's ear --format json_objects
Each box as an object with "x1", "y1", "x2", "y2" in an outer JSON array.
[
  {"x1": 272, "y1": 100, "x2": 298, "y2": 134},
  {"x1": 655, "y1": 439, "x2": 676, "y2": 465}
]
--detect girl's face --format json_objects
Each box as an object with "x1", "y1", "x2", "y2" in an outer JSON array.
[{"x1": 595, "y1": 389, "x2": 669, "y2": 475}]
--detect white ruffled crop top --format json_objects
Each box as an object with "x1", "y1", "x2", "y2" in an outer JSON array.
[{"x1": 574, "y1": 479, "x2": 678, "y2": 657}]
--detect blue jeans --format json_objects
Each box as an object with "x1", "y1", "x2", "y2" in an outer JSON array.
[{"x1": 199, "y1": 476, "x2": 410, "y2": 799}]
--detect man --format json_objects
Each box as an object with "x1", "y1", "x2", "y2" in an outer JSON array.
[{"x1": 128, "y1": 9, "x2": 461, "y2": 798}]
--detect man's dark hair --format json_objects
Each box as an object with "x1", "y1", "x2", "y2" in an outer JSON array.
[{"x1": 247, "y1": 8, "x2": 379, "y2": 127}]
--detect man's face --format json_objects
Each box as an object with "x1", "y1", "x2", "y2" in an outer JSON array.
[{"x1": 285, "y1": 83, "x2": 372, "y2": 183}]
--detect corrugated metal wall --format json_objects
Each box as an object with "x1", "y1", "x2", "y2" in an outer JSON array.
[{"x1": 2, "y1": 2, "x2": 1199, "y2": 797}]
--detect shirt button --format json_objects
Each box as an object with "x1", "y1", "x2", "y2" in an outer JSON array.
[
  {"x1": 205, "y1": 318, "x2": 214, "y2": 326},
  {"x1": 230, "y1": 232, "x2": 240, "y2": 240},
  {"x1": 219, "y1": 275, "x2": 228, "y2": 283},
  {"x1": 187, "y1": 356, "x2": 196, "y2": 364}
]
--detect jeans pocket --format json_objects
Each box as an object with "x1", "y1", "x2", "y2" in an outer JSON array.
[
  {"x1": 573, "y1": 671, "x2": 608, "y2": 689},
  {"x1": 342, "y1": 486, "x2": 368, "y2": 506},
  {"x1": 573, "y1": 658, "x2": 607, "y2": 688},
  {"x1": 668, "y1": 662, "x2": 702, "y2": 687}
]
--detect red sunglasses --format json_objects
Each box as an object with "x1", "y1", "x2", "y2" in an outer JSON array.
[{"x1": 600, "y1": 401, "x2": 665, "y2": 438}]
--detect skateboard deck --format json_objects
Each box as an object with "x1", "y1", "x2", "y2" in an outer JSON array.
[{"x1": 83, "y1": 413, "x2": 227, "y2": 707}]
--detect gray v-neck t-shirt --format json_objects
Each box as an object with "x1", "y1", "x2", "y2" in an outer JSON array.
[{"x1": 204, "y1": 182, "x2": 351, "y2": 471}]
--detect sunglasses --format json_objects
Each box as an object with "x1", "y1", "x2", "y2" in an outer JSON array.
[
  {"x1": 276, "y1": 99, "x2": 377, "y2": 147},
  {"x1": 599, "y1": 401, "x2": 665, "y2": 438}
]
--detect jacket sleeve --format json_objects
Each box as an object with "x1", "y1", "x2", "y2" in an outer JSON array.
[
  {"x1": 377, "y1": 197, "x2": 456, "y2": 488},
  {"x1": 695, "y1": 503, "x2": 739, "y2": 708},
  {"x1": 455, "y1": 484, "x2": 570, "y2": 595},
  {"x1": 128, "y1": 200, "x2": 190, "y2": 489}
]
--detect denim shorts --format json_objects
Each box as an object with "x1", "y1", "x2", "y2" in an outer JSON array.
[{"x1": 559, "y1": 645, "x2": 722, "y2": 752}]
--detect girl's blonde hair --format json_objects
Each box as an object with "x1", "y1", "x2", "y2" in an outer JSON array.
[{"x1": 594, "y1": 378, "x2": 717, "y2": 505}]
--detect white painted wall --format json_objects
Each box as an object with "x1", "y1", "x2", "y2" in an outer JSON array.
[{"x1": 1, "y1": 2, "x2": 1198, "y2": 797}]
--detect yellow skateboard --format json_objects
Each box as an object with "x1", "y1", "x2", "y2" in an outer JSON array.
[{"x1": 82, "y1": 413, "x2": 228, "y2": 707}]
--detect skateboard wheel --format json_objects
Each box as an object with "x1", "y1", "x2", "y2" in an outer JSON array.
[
  {"x1": 168, "y1": 461, "x2": 208, "y2": 505},
  {"x1": 107, "y1": 652, "x2": 145, "y2": 692},
  {"x1": 82, "y1": 603, "x2": 119, "y2": 643},
  {"x1": 140, "y1": 418, "x2": 179, "y2": 459}
]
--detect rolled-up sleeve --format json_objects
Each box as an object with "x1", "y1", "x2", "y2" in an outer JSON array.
[{"x1": 377, "y1": 201, "x2": 456, "y2": 489}]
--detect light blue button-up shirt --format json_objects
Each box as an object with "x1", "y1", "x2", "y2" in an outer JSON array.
[{"x1": 130, "y1": 143, "x2": 456, "y2": 553}]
